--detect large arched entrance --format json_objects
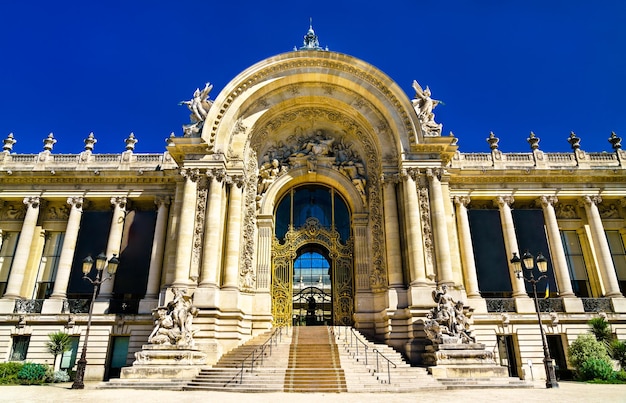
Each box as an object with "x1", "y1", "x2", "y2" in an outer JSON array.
[{"x1": 271, "y1": 185, "x2": 354, "y2": 327}]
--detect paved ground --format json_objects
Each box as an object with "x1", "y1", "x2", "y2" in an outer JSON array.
[{"x1": 1, "y1": 381, "x2": 625, "y2": 403}]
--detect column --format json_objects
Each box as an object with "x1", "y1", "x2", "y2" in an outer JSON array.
[
  {"x1": 494, "y1": 196, "x2": 527, "y2": 297},
  {"x1": 172, "y1": 169, "x2": 199, "y2": 287},
  {"x1": 453, "y1": 196, "x2": 480, "y2": 298},
  {"x1": 144, "y1": 196, "x2": 170, "y2": 299},
  {"x1": 255, "y1": 216, "x2": 273, "y2": 291},
  {"x1": 579, "y1": 195, "x2": 622, "y2": 297},
  {"x1": 97, "y1": 196, "x2": 128, "y2": 298},
  {"x1": 402, "y1": 169, "x2": 427, "y2": 285},
  {"x1": 382, "y1": 175, "x2": 404, "y2": 287},
  {"x1": 50, "y1": 197, "x2": 84, "y2": 299},
  {"x1": 427, "y1": 169, "x2": 453, "y2": 285},
  {"x1": 538, "y1": 196, "x2": 575, "y2": 297},
  {"x1": 199, "y1": 172, "x2": 225, "y2": 288},
  {"x1": 222, "y1": 176, "x2": 244, "y2": 289},
  {"x1": 4, "y1": 197, "x2": 41, "y2": 299}
]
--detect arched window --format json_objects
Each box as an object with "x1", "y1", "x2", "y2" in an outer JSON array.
[{"x1": 275, "y1": 185, "x2": 350, "y2": 242}]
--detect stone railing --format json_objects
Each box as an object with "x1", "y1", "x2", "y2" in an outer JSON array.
[
  {"x1": 485, "y1": 298, "x2": 516, "y2": 313},
  {"x1": 537, "y1": 298, "x2": 564, "y2": 313},
  {"x1": 63, "y1": 299, "x2": 90, "y2": 314},
  {"x1": 451, "y1": 149, "x2": 625, "y2": 170},
  {"x1": 0, "y1": 151, "x2": 178, "y2": 172},
  {"x1": 14, "y1": 299, "x2": 44, "y2": 314},
  {"x1": 581, "y1": 298, "x2": 613, "y2": 313}
]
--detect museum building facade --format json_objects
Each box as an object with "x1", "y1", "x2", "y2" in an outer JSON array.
[{"x1": 0, "y1": 28, "x2": 625, "y2": 382}]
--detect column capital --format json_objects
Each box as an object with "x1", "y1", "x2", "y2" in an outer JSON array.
[
  {"x1": 537, "y1": 195, "x2": 558, "y2": 208},
  {"x1": 425, "y1": 168, "x2": 444, "y2": 180},
  {"x1": 110, "y1": 196, "x2": 128, "y2": 210},
  {"x1": 453, "y1": 195, "x2": 471, "y2": 207},
  {"x1": 494, "y1": 195, "x2": 514, "y2": 208},
  {"x1": 227, "y1": 174, "x2": 245, "y2": 188},
  {"x1": 180, "y1": 167, "x2": 201, "y2": 182},
  {"x1": 23, "y1": 196, "x2": 42, "y2": 209},
  {"x1": 66, "y1": 196, "x2": 84, "y2": 211},
  {"x1": 154, "y1": 195, "x2": 171, "y2": 208},
  {"x1": 401, "y1": 168, "x2": 420, "y2": 181},
  {"x1": 206, "y1": 168, "x2": 227, "y2": 182},
  {"x1": 381, "y1": 173, "x2": 400, "y2": 185},
  {"x1": 579, "y1": 195, "x2": 602, "y2": 207}
]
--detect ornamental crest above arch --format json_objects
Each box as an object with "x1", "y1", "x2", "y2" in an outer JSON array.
[{"x1": 204, "y1": 54, "x2": 420, "y2": 152}]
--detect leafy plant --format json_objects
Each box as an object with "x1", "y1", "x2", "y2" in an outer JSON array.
[
  {"x1": 0, "y1": 362, "x2": 24, "y2": 384},
  {"x1": 588, "y1": 317, "x2": 612, "y2": 346},
  {"x1": 568, "y1": 333, "x2": 611, "y2": 370},
  {"x1": 610, "y1": 340, "x2": 626, "y2": 370},
  {"x1": 16, "y1": 362, "x2": 50, "y2": 385},
  {"x1": 46, "y1": 331, "x2": 72, "y2": 372},
  {"x1": 578, "y1": 358, "x2": 614, "y2": 381},
  {"x1": 52, "y1": 370, "x2": 70, "y2": 383}
]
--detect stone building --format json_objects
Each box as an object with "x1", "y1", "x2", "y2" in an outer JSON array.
[{"x1": 0, "y1": 26, "x2": 625, "y2": 382}]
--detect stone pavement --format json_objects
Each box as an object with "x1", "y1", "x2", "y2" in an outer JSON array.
[{"x1": 1, "y1": 381, "x2": 625, "y2": 403}]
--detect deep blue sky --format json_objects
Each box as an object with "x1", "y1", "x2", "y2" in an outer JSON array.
[{"x1": 0, "y1": 1, "x2": 624, "y2": 154}]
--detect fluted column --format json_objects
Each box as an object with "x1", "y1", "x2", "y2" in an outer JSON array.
[
  {"x1": 494, "y1": 196, "x2": 527, "y2": 297},
  {"x1": 453, "y1": 196, "x2": 480, "y2": 298},
  {"x1": 144, "y1": 196, "x2": 170, "y2": 299},
  {"x1": 402, "y1": 169, "x2": 427, "y2": 285},
  {"x1": 222, "y1": 176, "x2": 244, "y2": 289},
  {"x1": 4, "y1": 197, "x2": 41, "y2": 299},
  {"x1": 427, "y1": 169, "x2": 453, "y2": 285},
  {"x1": 200, "y1": 170, "x2": 226, "y2": 287},
  {"x1": 97, "y1": 196, "x2": 128, "y2": 298},
  {"x1": 382, "y1": 175, "x2": 404, "y2": 287},
  {"x1": 538, "y1": 196, "x2": 575, "y2": 297},
  {"x1": 579, "y1": 195, "x2": 622, "y2": 297},
  {"x1": 256, "y1": 216, "x2": 273, "y2": 291},
  {"x1": 50, "y1": 197, "x2": 84, "y2": 299},
  {"x1": 173, "y1": 168, "x2": 199, "y2": 287}
]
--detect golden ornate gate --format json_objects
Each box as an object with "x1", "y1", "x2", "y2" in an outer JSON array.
[{"x1": 271, "y1": 217, "x2": 354, "y2": 326}]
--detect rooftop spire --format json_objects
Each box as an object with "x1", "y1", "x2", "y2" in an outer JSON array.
[{"x1": 297, "y1": 18, "x2": 326, "y2": 51}]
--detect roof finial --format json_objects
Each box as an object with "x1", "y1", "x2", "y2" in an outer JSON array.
[{"x1": 298, "y1": 18, "x2": 326, "y2": 51}]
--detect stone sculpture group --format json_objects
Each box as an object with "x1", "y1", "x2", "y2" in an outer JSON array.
[
  {"x1": 148, "y1": 288, "x2": 199, "y2": 347},
  {"x1": 424, "y1": 284, "x2": 475, "y2": 344}
]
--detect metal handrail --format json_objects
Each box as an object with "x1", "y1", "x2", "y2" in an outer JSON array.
[
  {"x1": 226, "y1": 326, "x2": 284, "y2": 386},
  {"x1": 333, "y1": 326, "x2": 397, "y2": 384}
]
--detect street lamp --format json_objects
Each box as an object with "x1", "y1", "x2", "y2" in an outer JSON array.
[
  {"x1": 510, "y1": 250, "x2": 559, "y2": 388},
  {"x1": 71, "y1": 252, "x2": 120, "y2": 389}
]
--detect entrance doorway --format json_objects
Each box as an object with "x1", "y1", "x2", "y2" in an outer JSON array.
[
  {"x1": 272, "y1": 185, "x2": 354, "y2": 327},
  {"x1": 497, "y1": 334, "x2": 519, "y2": 378}
]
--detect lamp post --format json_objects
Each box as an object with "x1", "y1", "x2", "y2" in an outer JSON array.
[
  {"x1": 510, "y1": 250, "x2": 559, "y2": 388},
  {"x1": 71, "y1": 252, "x2": 120, "y2": 389}
]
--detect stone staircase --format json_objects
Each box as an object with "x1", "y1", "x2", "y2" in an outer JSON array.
[
  {"x1": 104, "y1": 325, "x2": 530, "y2": 392},
  {"x1": 332, "y1": 326, "x2": 445, "y2": 392},
  {"x1": 283, "y1": 326, "x2": 347, "y2": 392}
]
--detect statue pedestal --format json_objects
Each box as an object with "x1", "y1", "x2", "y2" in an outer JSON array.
[
  {"x1": 424, "y1": 343, "x2": 509, "y2": 379},
  {"x1": 121, "y1": 345, "x2": 207, "y2": 380}
]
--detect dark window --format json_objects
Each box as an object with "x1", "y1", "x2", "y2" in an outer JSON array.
[
  {"x1": 561, "y1": 230, "x2": 591, "y2": 297},
  {"x1": 68, "y1": 211, "x2": 112, "y2": 297},
  {"x1": 606, "y1": 230, "x2": 626, "y2": 294},
  {"x1": 10, "y1": 335, "x2": 30, "y2": 361},
  {"x1": 512, "y1": 209, "x2": 557, "y2": 297},
  {"x1": 35, "y1": 232, "x2": 65, "y2": 299},
  {"x1": 0, "y1": 232, "x2": 20, "y2": 297},
  {"x1": 468, "y1": 209, "x2": 511, "y2": 297},
  {"x1": 275, "y1": 185, "x2": 351, "y2": 243}
]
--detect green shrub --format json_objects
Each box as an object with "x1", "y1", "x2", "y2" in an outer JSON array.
[
  {"x1": 16, "y1": 362, "x2": 50, "y2": 385},
  {"x1": 579, "y1": 358, "x2": 614, "y2": 381},
  {"x1": 568, "y1": 333, "x2": 611, "y2": 369},
  {"x1": 588, "y1": 317, "x2": 612, "y2": 345},
  {"x1": 610, "y1": 340, "x2": 626, "y2": 370},
  {"x1": 0, "y1": 362, "x2": 24, "y2": 384},
  {"x1": 615, "y1": 370, "x2": 626, "y2": 382}
]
